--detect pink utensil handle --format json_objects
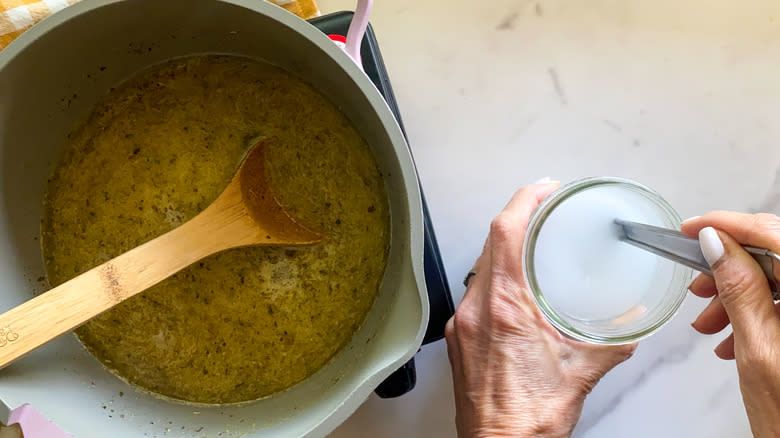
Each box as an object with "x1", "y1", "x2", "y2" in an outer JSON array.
[
  {"x1": 345, "y1": 0, "x2": 373, "y2": 65},
  {"x1": 7, "y1": 404, "x2": 72, "y2": 438}
]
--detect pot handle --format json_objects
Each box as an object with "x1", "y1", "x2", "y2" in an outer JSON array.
[{"x1": 344, "y1": 0, "x2": 373, "y2": 66}]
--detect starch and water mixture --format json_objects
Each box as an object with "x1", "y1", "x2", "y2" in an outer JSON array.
[{"x1": 532, "y1": 185, "x2": 675, "y2": 323}]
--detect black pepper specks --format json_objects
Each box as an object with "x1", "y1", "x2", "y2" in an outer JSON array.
[{"x1": 42, "y1": 55, "x2": 390, "y2": 404}]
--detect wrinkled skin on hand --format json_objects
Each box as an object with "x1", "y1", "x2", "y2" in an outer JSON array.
[
  {"x1": 445, "y1": 183, "x2": 636, "y2": 438},
  {"x1": 684, "y1": 212, "x2": 780, "y2": 438}
]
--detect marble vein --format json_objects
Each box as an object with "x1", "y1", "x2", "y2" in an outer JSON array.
[{"x1": 574, "y1": 336, "x2": 698, "y2": 436}]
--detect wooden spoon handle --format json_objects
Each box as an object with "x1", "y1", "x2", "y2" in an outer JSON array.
[{"x1": 0, "y1": 209, "x2": 241, "y2": 369}]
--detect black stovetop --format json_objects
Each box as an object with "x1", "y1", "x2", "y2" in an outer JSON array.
[{"x1": 309, "y1": 12, "x2": 455, "y2": 398}]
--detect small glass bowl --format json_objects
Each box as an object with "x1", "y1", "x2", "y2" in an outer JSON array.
[{"x1": 522, "y1": 177, "x2": 692, "y2": 344}]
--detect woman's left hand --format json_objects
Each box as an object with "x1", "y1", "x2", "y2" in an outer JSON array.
[{"x1": 445, "y1": 182, "x2": 637, "y2": 438}]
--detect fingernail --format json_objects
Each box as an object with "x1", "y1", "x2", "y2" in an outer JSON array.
[
  {"x1": 534, "y1": 177, "x2": 558, "y2": 184},
  {"x1": 699, "y1": 227, "x2": 725, "y2": 267},
  {"x1": 682, "y1": 216, "x2": 701, "y2": 223}
]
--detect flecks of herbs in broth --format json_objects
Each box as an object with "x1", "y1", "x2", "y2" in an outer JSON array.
[{"x1": 41, "y1": 56, "x2": 390, "y2": 404}]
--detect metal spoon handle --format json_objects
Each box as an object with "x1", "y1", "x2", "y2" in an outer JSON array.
[{"x1": 616, "y1": 220, "x2": 780, "y2": 301}]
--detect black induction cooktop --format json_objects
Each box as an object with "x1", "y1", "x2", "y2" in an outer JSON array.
[{"x1": 309, "y1": 12, "x2": 455, "y2": 398}]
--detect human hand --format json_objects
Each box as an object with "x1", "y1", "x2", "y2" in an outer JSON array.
[
  {"x1": 682, "y1": 213, "x2": 780, "y2": 438},
  {"x1": 445, "y1": 183, "x2": 636, "y2": 438}
]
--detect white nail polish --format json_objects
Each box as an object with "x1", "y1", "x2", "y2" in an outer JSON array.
[
  {"x1": 682, "y1": 216, "x2": 701, "y2": 223},
  {"x1": 534, "y1": 177, "x2": 557, "y2": 184},
  {"x1": 699, "y1": 227, "x2": 725, "y2": 267}
]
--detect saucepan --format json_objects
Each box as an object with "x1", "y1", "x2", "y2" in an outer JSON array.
[{"x1": 0, "y1": 0, "x2": 429, "y2": 436}]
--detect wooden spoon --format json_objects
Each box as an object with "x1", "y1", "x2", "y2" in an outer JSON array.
[{"x1": 0, "y1": 140, "x2": 322, "y2": 369}]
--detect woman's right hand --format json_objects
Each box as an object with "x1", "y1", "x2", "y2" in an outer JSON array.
[{"x1": 682, "y1": 213, "x2": 780, "y2": 438}]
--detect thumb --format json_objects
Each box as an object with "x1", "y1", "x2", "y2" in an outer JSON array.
[
  {"x1": 699, "y1": 227, "x2": 777, "y2": 338},
  {"x1": 574, "y1": 343, "x2": 637, "y2": 392},
  {"x1": 595, "y1": 343, "x2": 637, "y2": 373}
]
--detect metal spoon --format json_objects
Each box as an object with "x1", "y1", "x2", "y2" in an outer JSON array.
[{"x1": 615, "y1": 219, "x2": 780, "y2": 301}]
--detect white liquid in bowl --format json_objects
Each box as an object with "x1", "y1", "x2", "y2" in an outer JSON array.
[{"x1": 533, "y1": 185, "x2": 674, "y2": 323}]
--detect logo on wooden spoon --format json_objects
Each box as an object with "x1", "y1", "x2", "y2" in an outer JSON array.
[{"x1": 0, "y1": 327, "x2": 19, "y2": 346}]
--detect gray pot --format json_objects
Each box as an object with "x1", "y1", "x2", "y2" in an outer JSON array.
[{"x1": 0, "y1": 0, "x2": 428, "y2": 436}]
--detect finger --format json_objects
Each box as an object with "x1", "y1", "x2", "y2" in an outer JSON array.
[
  {"x1": 774, "y1": 258, "x2": 780, "y2": 286},
  {"x1": 444, "y1": 317, "x2": 469, "y2": 436},
  {"x1": 691, "y1": 296, "x2": 730, "y2": 334},
  {"x1": 444, "y1": 318, "x2": 463, "y2": 376},
  {"x1": 699, "y1": 227, "x2": 777, "y2": 339},
  {"x1": 689, "y1": 273, "x2": 717, "y2": 298},
  {"x1": 682, "y1": 211, "x2": 780, "y2": 253},
  {"x1": 488, "y1": 182, "x2": 560, "y2": 280},
  {"x1": 444, "y1": 318, "x2": 459, "y2": 360},
  {"x1": 714, "y1": 332, "x2": 735, "y2": 360},
  {"x1": 579, "y1": 342, "x2": 638, "y2": 377},
  {"x1": 461, "y1": 240, "x2": 491, "y2": 303}
]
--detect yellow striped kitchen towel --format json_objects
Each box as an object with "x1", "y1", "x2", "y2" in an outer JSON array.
[{"x1": 0, "y1": 0, "x2": 319, "y2": 51}]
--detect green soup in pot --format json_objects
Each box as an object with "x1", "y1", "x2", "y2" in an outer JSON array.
[{"x1": 41, "y1": 55, "x2": 390, "y2": 404}]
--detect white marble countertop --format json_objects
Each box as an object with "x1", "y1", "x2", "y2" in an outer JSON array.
[{"x1": 318, "y1": 0, "x2": 780, "y2": 437}]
